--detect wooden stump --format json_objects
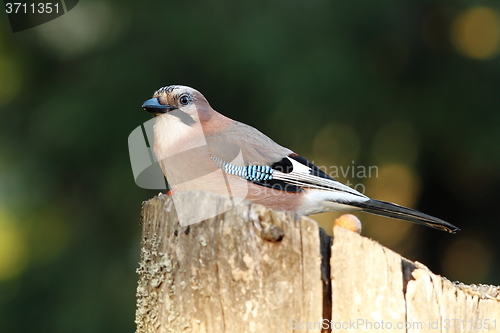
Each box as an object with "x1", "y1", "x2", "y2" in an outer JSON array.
[{"x1": 135, "y1": 191, "x2": 500, "y2": 333}]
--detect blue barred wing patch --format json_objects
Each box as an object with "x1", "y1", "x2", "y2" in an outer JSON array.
[{"x1": 212, "y1": 157, "x2": 274, "y2": 181}]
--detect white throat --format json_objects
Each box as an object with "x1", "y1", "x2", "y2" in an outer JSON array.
[{"x1": 153, "y1": 112, "x2": 207, "y2": 162}]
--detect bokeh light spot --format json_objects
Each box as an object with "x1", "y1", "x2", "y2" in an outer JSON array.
[
  {"x1": 452, "y1": 7, "x2": 500, "y2": 60},
  {"x1": 0, "y1": 211, "x2": 28, "y2": 281},
  {"x1": 366, "y1": 164, "x2": 419, "y2": 210},
  {"x1": 35, "y1": 2, "x2": 123, "y2": 59},
  {"x1": 363, "y1": 164, "x2": 419, "y2": 250}
]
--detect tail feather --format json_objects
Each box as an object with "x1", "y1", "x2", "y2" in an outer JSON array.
[{"x1": 350, "y1": 199, "x2": 460, "y2": 233}]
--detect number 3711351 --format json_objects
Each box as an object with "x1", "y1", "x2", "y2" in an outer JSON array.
[{"x1": 5, "y1": 3, "x2": 60, "y2": 14}]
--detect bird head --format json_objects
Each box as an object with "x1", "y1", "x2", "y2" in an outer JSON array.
[{"x1": 142, "y1": 85, "x2": 209, "y2": 118}]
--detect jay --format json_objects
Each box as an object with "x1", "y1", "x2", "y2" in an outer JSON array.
[{"x1": 142, "y1": 85, "x2": 459, "y2": 233}]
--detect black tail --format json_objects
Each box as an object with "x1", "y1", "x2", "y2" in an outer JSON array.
[{"x1": 350, "y1": 199, "x2": 460, "y2": 233}]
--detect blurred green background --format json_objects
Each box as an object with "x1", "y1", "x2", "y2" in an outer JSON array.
[{"x1": 1, "y1": 0, "x2": 500, "y2": 331}]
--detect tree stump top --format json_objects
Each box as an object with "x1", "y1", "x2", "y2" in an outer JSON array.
[{"x1": 136, "y1": 191, "x2": 500, "y2": 333}]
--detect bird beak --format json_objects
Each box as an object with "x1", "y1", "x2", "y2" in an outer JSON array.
[{"x1": 142, "y1": 98, "x2": 173, "y2": 114}]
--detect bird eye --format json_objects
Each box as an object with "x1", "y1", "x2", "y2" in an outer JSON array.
[{"x1": 179, "y1": 95, "x2": 190, "y2": 106}]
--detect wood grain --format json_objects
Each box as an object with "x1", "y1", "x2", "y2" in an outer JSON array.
[{"x1": 136, "y1": 191, "x2": 500, "y2": 333}]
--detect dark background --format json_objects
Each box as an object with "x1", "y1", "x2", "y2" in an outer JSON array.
[{"x1": 1, "y1": 0, "x2": 499, "y2": 332}]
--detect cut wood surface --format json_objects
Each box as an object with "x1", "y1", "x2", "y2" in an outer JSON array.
[
  {"x1": 331, "y1": 227, "x2": 500, "y2": 333},
  {"x1": 136, "y1": 191, "x2": 500, "y2": 333}
]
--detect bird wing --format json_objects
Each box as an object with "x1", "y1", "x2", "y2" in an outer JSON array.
[
  {"x1": 204, "y1": 120, "x2": 293, "y2": 164},
  {"x1": 205, "y1": 120, "x2": 367, "y2": 199},
  {"x1": 204, "y1": 120, "x2": 459, "y2": 234}
]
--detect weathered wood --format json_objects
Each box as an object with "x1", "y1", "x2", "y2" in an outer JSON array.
[
  {"x1": 136, "y1": 191, "x2": 323, "y2": 333},
  {"x1": 331, "y1": 226, "x2": 500, "y2": 333},
  {"x1": 330, "y1": 226, "x2": 407, "y2": 332},
  {"x1": 405, "y1": 261, "x2": 500, "y2": 333},
  {"x1": 136, "y1": 191, "x2": 500, "y2": 333}
]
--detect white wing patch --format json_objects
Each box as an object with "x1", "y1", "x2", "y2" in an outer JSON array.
[
  {"x1": 298, "y1": 189, "x2": 368, "y2": 215},
  {"x1": 272, "y1": 157, "x2": 369, "y2": 199}
]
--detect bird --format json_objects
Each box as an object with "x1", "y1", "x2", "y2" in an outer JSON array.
[{"x1": 142, "y1": 85, "x2": 459, "y2": 233}]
